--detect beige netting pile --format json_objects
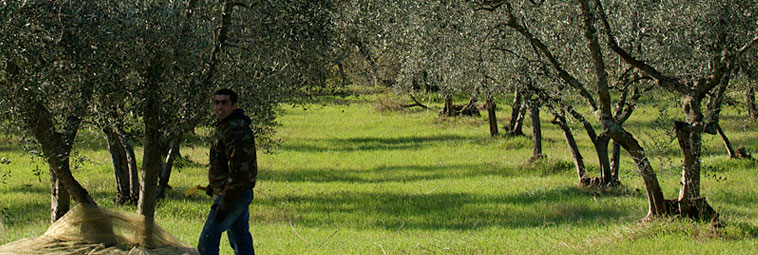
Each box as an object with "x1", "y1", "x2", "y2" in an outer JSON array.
[{"x1": 0, "y1": 205, "x2": 198, "y2": 255}]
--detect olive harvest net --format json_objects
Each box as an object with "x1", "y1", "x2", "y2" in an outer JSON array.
[{"x1": 0, "y1": 205, "x2": 197, "y2": 255}]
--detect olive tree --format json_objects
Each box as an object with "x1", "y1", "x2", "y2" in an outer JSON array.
[
  {"x1": 2, "y1": 0, "x2": 338, "y2": 244},
  {"x1": 338, "y1": 0, "x2": 500, "y2": 116},
  {"x1": 477, "y1": 0, "x2": 655, "y2": 188},
  {"x1": 88, "y1": 0, "x2": 339, "y2": 245},
  {"x1": 478, "y1": 0, "x2": 758, "y2": 220},
  {"x1": 398, "y1": 0, "x2": 490, "y2": 117},
  {"x1": 0, "y1": 1, "x2": 123, "y2": 222},
  {"x1": 333, "y1": 1, "x2": 405, "y2": 89},
  {"x1": 475, "y1": 0, "x2": 667, "y2": 217},
  {"x1": 599, "y1": 0, "x2": 758, "y2": 217}
]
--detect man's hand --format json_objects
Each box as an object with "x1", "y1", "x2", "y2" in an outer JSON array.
[
  {"x1": 205, "y1": 186, "x2": 213, "y2": 197},
  {"x1": 183, "y1": 185, "x2": 211, "y2": 197}
]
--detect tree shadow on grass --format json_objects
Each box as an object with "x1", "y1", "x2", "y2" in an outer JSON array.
[
  {"x1": 730, "y1": 222, "x2": 758, "y2": 238},
  {"x1": 0, "y1": 144, "x2": 18, "y2": 154},
  {"x1": 715, "y1": 190, "x2": 758, "y2": 211},
  {"x1": 260, "y1": 163, "x2": 524, "y2": 184},
  {"x1": 280, "y1": 135, "x2": 476, "y2": 153},
  {"x1": 1, "y1": 200, "x2": 49, "y2": 229},
  {"x1": 3, "y1": 184, "x2": 49, "y2": 194},
  {"x1": 255, "y1": 186, "x2": 635, "y2": 231}
]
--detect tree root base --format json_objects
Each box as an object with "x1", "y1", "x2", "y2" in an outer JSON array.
[
  {"x1": 735, "y1": 147, "x2": 753, "y2": 159},
  {"x1": 439, "y1": 104, "x2": 480, "y2": 117},
  {"x1": 662, "y1": 197, "x2": 720, "y2": 224},
  {"x1": 580, "y1": 177, "x2": 621, "y2": 188},
  {"x1": 113, "y1": 195, "x2": 138, "y2": 206},
  {"x1": 527, "y1": 154, "x2": 546, "y2": 163},
  {"x1": 504, "y1": 130, "x2": 525, "y2": 137}
]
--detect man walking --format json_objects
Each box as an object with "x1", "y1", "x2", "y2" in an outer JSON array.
[{"x1": 199, "y1": 88, "x2": 257, "y2": 255}]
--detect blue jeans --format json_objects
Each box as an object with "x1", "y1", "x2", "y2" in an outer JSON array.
[{"x1": 198, "y1": 190, "x2": 254, "y2": 255}]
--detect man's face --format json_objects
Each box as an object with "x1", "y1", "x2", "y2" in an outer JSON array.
[{"x1": 213, "y1": 94, "x2": 237, "y2": 121}]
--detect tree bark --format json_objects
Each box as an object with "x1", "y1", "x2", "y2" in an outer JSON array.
[
  {"x1": 49, "y1": 170, "x2": 70, "y2": 223},
  {"x1": 114, "y1": 128, "x2": 141, "y2": 201},
  {"x1": 608, "y1": 130, "x2": 666, "y2": 218},
  {"x1": 552, "y1": 115, "x2": 585, "y2": 181},
  {"x1": 158, "y1": 136, "x2": 182, "y2": 198},
  {"x1": 28, "y1": 101, "x2": 114, "y2": 241},
  {"x1": 105, "y1": 127, "x2": 132, "y2": 204},
  {"x1": 676, "y1": 96, "x2": 706, "y2": 203},
  {"x1": 675, "y1": 121, "x2": 701, "y2": 202},
  {"x1": 610, "y1": 141, "x2": 621, "y2": 184},
  {"x1": 563, "y1": 106, "x2": 614, "y2": 186},
  {"x1": 125, "y1": 141, "x2": 140, "y2": 201},
  {"x1": 715, "y1": 124, "x2": 738, "y2": 159},
  {"x1": 528, "y1": 99, "x2": 544, "y2": 161},
  {"x1": 595, "y1": 134, "x2": 613, "y2": 186},
  {"x1": 747, "y1": 86, "x2": 757, "y2": 121},
  {"x1": 29, "y1": 102, "x2": 97, "y2": 207},
  {"x1": 441, "y1": 95, "x2": 455, "y2": 117},
  {"x1": 670, "y1": 94, "x2": 719, "y2": 220},
  {"x1": 486, "y1": 97, "x2": 499, "y2": 137},
  {"x1": 459, "y1": 97, "x2": 480, "y2": 116},
  {"x1": 400, "y1": 94, "x2": 429, "y2": 109},
  {"x1": 674, "y1": 120, "x2": 716, "y2": 219},
  {"x1": 514, "y1": 101, "x2": 527, "y2": 135},
  {"x1": 506, "y1": 90, "x2": 525, "y2": 136},
  {"x1": 138, "y1": 94, "x2": 161, "y2": 247},
  {"x1": 137, "y1": 54, "x2": 165, "y2": 246}
]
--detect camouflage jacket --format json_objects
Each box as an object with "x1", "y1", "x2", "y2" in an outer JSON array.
[{"x1": 209, "y1": 109, "x2": 257, "y2": 209}]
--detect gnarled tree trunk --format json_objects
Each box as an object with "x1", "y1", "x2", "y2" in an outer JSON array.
[
  {"x1": 459, "y1": 97, "x2": 480, "y2": 116},
  {"x1": 671, "y1": 96, "x2": 717, "y2": 220},
  {"x1": 158, "y1": 136, "x2": 182, "y2": 198},
  {"x1": 606, "y1": 129, "x2": 667, "y2": 218},
  {"x1": 105, "y1": 127, "x2": 132, "y2": 204},
  {"x1": 610, "y1": 141, "x2": 621, "y2": 184},
  {"x1": 50, "y1": 170, "x2": 70, "y2": 223},
  {"x1": 8, "y1": 62, "x2": 95, "y2": 222},
  {"x1": 674, "y1": 121, "x2": 716, "y2": 219},
  {"x1": 401, "y1": 94, "x2": 429, "y2": 109},
  {"x1": 675, "y1": 120, "x2": 701, "y2": 199},
  {"x1": 506, "y1": 90, "x2": 526, "y2": 136},
  {"x1": 486, "y1": 97, "x2": 499, "y2": 137},
  {"x1": 29, "y1": 102, "x2": 97, "y2": 207},
  {"x1": 715, "y1": 124, "x2": 738, "y2": 159},
  {"x1": 118, "y1": 130, "x2": 140, "y2": 201},
  {"x1": 440, "y1": 95, "x2": 455, "y2": 117},
  {"x1": 137, "y1": 54, "x2": 167, "y2": 246},
  {"x1": 747, "y1": 85, "x2": 757, "y2": 120},
  {"x1": 138, "y1": 94, "x2": 162, "y2": 247},
  {"x1": 595, "y1": 134, "x2": 614, "y2": 186},
  {"x1": 565, "y1": 106, "x2": 614, "y2": 187},
  {"x1": 527, "y1": 98, "x2": 544, "y2": 161},
  {"x1": 552, "y1": 114, "x2": 586, "y2": 181}
]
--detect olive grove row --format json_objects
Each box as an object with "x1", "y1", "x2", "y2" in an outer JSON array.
[{"x1": 1, "y1": 0, "x2": 756, "y2": 245}]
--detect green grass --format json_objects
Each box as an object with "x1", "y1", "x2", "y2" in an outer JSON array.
[{"x1": 1, "y1": 91, "x2": 757, "y2": 254}]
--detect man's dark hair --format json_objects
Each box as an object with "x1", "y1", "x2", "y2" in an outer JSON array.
[{"x1": 215, "y1": 88, "x2": 239, "y2": 105}]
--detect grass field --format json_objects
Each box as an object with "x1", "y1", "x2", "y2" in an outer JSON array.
[{"x1": 1, "y1": 90, "x2": 757, "y2": 254}]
